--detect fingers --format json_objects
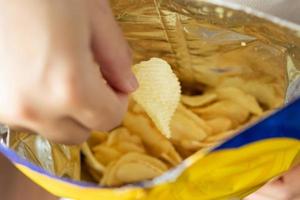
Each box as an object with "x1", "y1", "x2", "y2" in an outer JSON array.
[
  {"x1": 0, "y1": 95, "x2": 89, "y2": 145},
  {"x1": 64, "y1": 58, "x2": 129, "y2": 133},
  {"x1": 42, "y1": 58, "x2": 128, "y2": 143},
  {"x1": 89, "y1": 0, "x2": 138, "y2": 93},
  {"x1": 0, "y1": 0, "x2": 133, "y2": 145},
  {"x1": 0, "y1": 73, "x2": 128, "y2": 145},
  {"x1": 0, "y1": 51, "x2": 129, "y2": 145}
]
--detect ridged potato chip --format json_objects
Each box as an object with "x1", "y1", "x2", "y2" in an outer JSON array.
[{"x1": 132, "y1": 58, "x2": 181, "y2": 138}]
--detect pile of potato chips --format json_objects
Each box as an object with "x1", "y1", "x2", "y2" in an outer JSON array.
[{"x1": 82, "y1": 58, "x2": 278, "y2": 186}]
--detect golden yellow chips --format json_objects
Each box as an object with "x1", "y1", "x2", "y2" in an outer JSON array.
[
  {"x1": 206, "y1": 117, "x2": 232, "y2": 135},
  {"x1": 101, "y1": 152, "x2": 168, "y2": 186},
  {"x1": 81, "y1": 143, "x2": 105, "y2": 174},
  {"x1": 93, "y1": 145, "x2": 122, "y2": 166},
  {"x1": 87, "y1": 131, "x2": 108, "y2": 148},
  {"x1": 181, "y1": 93, "x2": 217, "y2": 107},
  {"x1": 219, "y1": 77, "x2": 282, "y2": 109},
  {"x1": 82, "y1": 58, "x2": 279, "y2": 187},
  {"x1": 171, "y1": 104, "x2": 209, "y2": 142},
  {"x1": 132, "y1": 58, "x2": 181, "y2": 138},
  {"x1": 192, "y1": 100, "x2": 250, "y2": 127},
  {"x1": 216, "y1": 87, "x2": 263, "y2": 115},
  {"x1": 123, "y1": 103, "x2": 182, "y2": 166}
]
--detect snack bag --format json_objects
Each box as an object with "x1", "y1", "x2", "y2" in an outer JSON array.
[{"x1": 1, "y1": 0, "x2": 300, "y2": 199}]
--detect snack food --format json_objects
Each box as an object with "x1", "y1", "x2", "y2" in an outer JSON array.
[
  {"x1": 82, "y1": 58, "x2": 273, "y2": 186},
  {"x1": 132, "y1": 58, "x2": 181, "y2": 138}
]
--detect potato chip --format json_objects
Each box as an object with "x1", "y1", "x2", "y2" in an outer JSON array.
[
  {"x1": 181, "y1": 140, "x2": 217, "y2": 150},
  {"x1": 115, "y1": 142, "x2": 146, "y2": 154},
  {"x1": 132, "y1": 58, "x2": 181, "y2": 138},
  {"x1": 206, "y1": 117, "x2": 232, "y2": 135},
  {"x1": 82, "y1": 57, "x2": 280, "y2": 187},
  {"x1": 116, "y1": 161, "x2": 165, "y2": 183},
  {"x1": 100, "y1": 161, "x2": 119, "y2": 186},
  {"x1": 242, "y1": 82, "x2": 283, "y2": 109},
  {"x1": 105, "y1": 128, "x2": 124, "y2": 146},
  {"x1": 204, "y1": 130, "x2": 236, "y2": 142},
  {"x1": 107, "y1": 127, "x2": 144, "y2": 148},
  {"x1": 93, "y1": 145, "x2": 122, "y2": 166},
  {"x1": 86, "y1": 165, "x2": 102, "y2": 182},
  {"x1": 176, "y1": 104, "x2": 212, "y2": 134},
  {"x1": 171, "y1": 104, "x2": 208, "y2": 142},
  {"x1": 220, "y1": 78, "x2": 282, "y2": 109},
  {"x1": 216, "y1": 87, "x2": 263, "y2": 115},
  {"x1": 115, "y1": 162, "x2": 163, "y2": 184},
  {"x1": 81, "y1": 143, "x2": 105, "y2": 174},
  {"x1": 123, "y1": 103, "x2": 182, "y2": 166},
  {"x1": 181, "y1": 93, "x2": 217, "y2": 107},
  {"x1": 172, "y1": 143, "x2": 195, "y2": 158},
  {"x1": 101, "y1": 152, "x2": 167, "y2": 186},
  {"x1": 122, "y1": 152, "x2": 167, "y2": 172},
  {"x1": 87, "y1": 131, "x2": 107, "y2": 148},
  {"x1": 192, "y1": 100, "x2": 249, "y2": 127}
]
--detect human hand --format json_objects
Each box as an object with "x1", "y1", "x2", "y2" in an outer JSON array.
[
  {"x1": 245, "y1": 164, "x2": 300, "y2": 200},
  {"x1": 0, "y1": 0, "x2": 137, "y2": 144}
]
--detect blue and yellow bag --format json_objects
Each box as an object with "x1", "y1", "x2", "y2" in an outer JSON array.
[{"x1": 1, "y1": 0, "x2": 300, "y2": 199}]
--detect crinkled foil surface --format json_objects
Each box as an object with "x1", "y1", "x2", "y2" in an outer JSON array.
[
  {"x1": 1, "y1": 0, "x2": 300, "y2": 180},
  {"x1": 112, "y1": 0, "x2": 300, "y2": 102},
  {"x1": 0, "y1": 127, "x2": 81, "y2": 180}
]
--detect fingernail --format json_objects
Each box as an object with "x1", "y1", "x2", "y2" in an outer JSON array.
[{"x1": 126, "y1": 74, "x2": 139, "y2": 92}]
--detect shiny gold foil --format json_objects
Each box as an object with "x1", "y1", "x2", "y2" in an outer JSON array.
[
  {"x1": 111, "y1": 0, "x2": 300, "y2": 102},
  {"x1": 7, "y1": 131, "x2": 81, "y2": 180},
  {"x1": 1, "y1": 0, "x2": 300, "y2": 185}
]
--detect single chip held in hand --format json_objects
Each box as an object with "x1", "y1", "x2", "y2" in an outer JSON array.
[{"x1": 132, "y1": 58, "x2": 181, "y2": 138}]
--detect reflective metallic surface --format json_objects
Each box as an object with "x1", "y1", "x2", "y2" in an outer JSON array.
[
  {"x1": 111, "y1": 0, "x2": 299, "y2": 105},
  {"x1": 5, "y1": 131, "x2": 80, "y2": 180}
]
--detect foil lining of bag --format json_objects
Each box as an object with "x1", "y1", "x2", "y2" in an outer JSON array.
[
  {"x1": 0, "y1": 0, "x2": 300, "y2": 184},
  {"x1": 0, "y1": 126, "x2": 81, "y2": 180},
  {"x1": 112, "y1": 0, "x2": 299, "y2": 100}
]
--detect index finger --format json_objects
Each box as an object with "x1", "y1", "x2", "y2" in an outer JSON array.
[{"x1": 89, "y1": 0, "x2": 138, "y2": 93}]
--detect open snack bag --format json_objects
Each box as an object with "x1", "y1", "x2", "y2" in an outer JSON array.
[{"x1": 1, "y1": 0, "x2": 300, "y2": 199}]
